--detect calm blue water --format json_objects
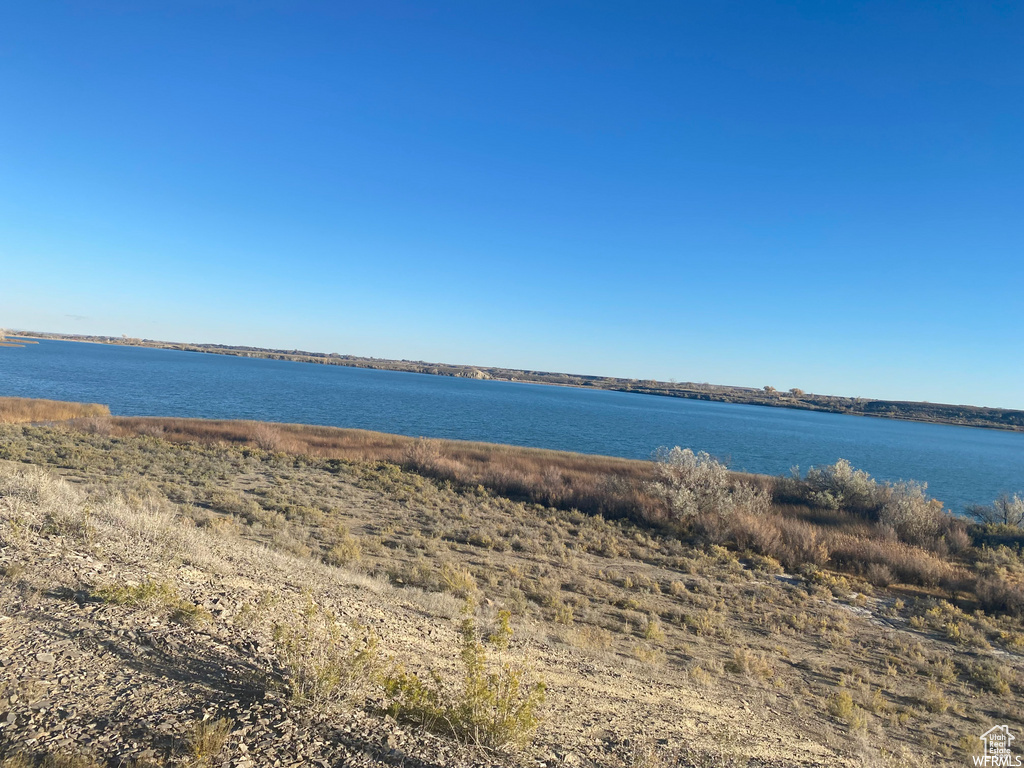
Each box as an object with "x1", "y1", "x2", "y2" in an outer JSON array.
[{"x1": 1, "y1": 339, "x2": 1022, "y2": 512}]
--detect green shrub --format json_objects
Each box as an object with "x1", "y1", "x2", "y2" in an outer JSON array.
[
  {"x1": 440, "y1": 561, "x2": 478, "y2": 598},
  {"x1": 488, "y1": 609, "x2": 513, "y2": 650},
  {"x1": 170, "y1": 601, "x2": 212, "y2": 627},
  {"x1": 920, "y1": 682, "x2": 949, "y2": 714},
  {"x1": 324, "y1": 527, "x2": 362, "y2": 567},
  {"x1": 383, "y1": 664, "x2": 446, "y2": 731},
  {"x1": 96, "y1": 578, "x2": 210, "y2": 625},
  {"x1": 553, "y1": 601, "x2": 574, "y2": 625},
  {"x1": 642, "y1": 615, "x2": 666, "y2": 642},
  {"x1": 96, "y1": 579, "x2": 178, "y2": 609},
  {"x1": 382, "y1": 610, "x2": 545, "y2": 752},
  {"x1": 828, "y1": 690, "x2": 855, "y2": 720},
  {"x1": 725, "y1": 647, "x2": 775, "y2": 679},
  {"x1": 188, "y1": 717, "x2": 233, "y2": 766},
  {"x1": 969, "y1": 659, "x2": 1011, "y2": 696},
  {"x1": 453, "y1": 611, "x2": 546, "y2": 749}
]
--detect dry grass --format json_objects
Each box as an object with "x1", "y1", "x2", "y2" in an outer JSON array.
[
  {"x1": 0, "y1": 397, "x2": 109, "y2": 424},
  {"x1": 3, "y1": 422, "x2": 1024, "y2": 766},
  {"x1": 82, "y1": 417, "x2": 660, "y2": 519},
  {"x1": 53, "y1": 414, "x2": 1019, "y2": 610},
  {"x1": 0, "y1": 396, "x2": 1011, "y2": 614}
]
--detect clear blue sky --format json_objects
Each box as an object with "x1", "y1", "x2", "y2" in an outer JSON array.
[{"x1": 2, "y1": 2, "x2": 1022, "y2": 407}]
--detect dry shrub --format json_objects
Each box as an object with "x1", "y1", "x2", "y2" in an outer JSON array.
[
  {"x1": 877, "y1": 481, "x2": 944, "y2": 546},
  {"x1": 720, "y1": 511, "x2": 829, "y2": 571},
  {"x1": 440, "y1": 562, "x2": 479, "y2": 598},
  {"x1": 828, "y1": 532, "x2": 965, "y2": 589},
  {"x1": 943, "y1": 524, "x2": 973, "y2": 554},
  {"x1": 134, "y1": 421, "x2": 165, "y2": 438},
  {"x1": 188, "y1": 717, "x2": 233, "y2": 766},
  {"x1": 650, "y1": 447, "x2": 733, "y2": 520},
  {"x1": 971, "y1": 494, "x2": 1024, "y2": 528},
  {"x1": 403, "y1": 437, "x2": 460, "y2": 481},
  {"x1": 251, "y1": 422, "x2": 286, "y2": 452},
  {"x1": 76, "y1": 417, "x2": 114, "y2": 435},
  {"x1": 799, "y1": 459, "x2": 881, "y2": 513},
  {"x1": 976, "y1": 576, "x2": 1024, "y2": 617},
  {"x1": 725, "y1": 647, "x2": 774, "y2": 679},
  {"x1": 649, "y1": 447, "x2": 770, "y2": 535},
  {"x1": 626, "y1": 740, "x2": 742, "y2": 768},
  {"x1": 45, "y1": 413, "x2": 1015, "y2": 615},
  {"x1": 0, "y1": 462, "x2": 212, "y2": 570},
  {"x1": 272, "y1": 597, "x2": 380, "y2": 708},
  {"x1": 716, "y1": 501, "x2": 972, "y2": 591},
  {"x1": 0, "y1": 751, "x2": 105, "y2": 768},
  {"x1": 0, "y1": 465, "x2": 87, "y2": 545},
  {"x1": 571, "y1": 624, "x2": 614, "y2": 651},
  {"x1": 865, "y1": 563, "x2": 893, "y2": 587},
  {"x1": 720, "y1": 510, "x2": 783, "y2": 556},
  {"x1": 324, "y1": 528, "x2": 362, "y2": 567},
  {"x1": 828, "y1": 689, "x2": 856, "y2": 720},
  {"x1": 781, "y1": 459, "x2": 969, "y2": 556},
  {"x1": 773, "y1": 518, "x2": 832, "y2": 569}
]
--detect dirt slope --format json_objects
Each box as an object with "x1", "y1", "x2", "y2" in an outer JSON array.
[{"x1": 1, "y1": 425, "x2": 1018, "y2": 767}]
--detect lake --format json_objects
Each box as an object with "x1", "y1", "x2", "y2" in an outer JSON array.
[{"x1": 1, "y1": 339, "x2": 1022, "y2": 512}]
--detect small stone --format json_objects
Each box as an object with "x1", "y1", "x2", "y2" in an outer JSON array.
[{"x1": 35, "y1": 653, "x2": 55, "y2": 664}]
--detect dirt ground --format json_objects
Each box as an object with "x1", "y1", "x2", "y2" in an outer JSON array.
[{"x1": 1, "y1": 425, "x2": 1021, "y2": 767}]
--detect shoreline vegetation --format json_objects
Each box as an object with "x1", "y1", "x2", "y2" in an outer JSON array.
[
  {"x1": 1, "y1": 396, "x2": 1023, "y2": 765},
  {"x1": 3, "y1": 396, "x2": 1022, "y2": 606},
  {"x1": 0, "y1": 396, "x2": 110, "y2": 423},
  {"x1": 0, "y1": 327, "x2": 33, "y2": 348},
  {"x1": 13, "y1": 329, "x2": 1024, "y2": 432}
]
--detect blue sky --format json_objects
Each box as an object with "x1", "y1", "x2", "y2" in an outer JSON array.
[{"x1": 2, "y1": 1, "x2": 1022, "y2": 407}]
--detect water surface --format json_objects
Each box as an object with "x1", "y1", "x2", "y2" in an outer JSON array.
[{"x1": 1, "y1": 339, "x2": 1021, "y2": 512}]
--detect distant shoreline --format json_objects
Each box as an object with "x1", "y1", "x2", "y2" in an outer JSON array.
[{"x1": 14, "y1": 329, "x2": 1024, "y2": 433}]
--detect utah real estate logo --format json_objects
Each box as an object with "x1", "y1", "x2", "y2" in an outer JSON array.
[{"x1": 975, "y1": 725, "x2": 1022, "y2": 767}]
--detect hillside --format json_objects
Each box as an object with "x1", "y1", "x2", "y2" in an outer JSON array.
[{"x1": 1, "y1": 410, "x2": 1022, "y2": 766}]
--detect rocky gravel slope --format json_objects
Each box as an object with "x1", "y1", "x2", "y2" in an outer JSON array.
[{"x1": 3, "y1": 427, "x2": 1006, "y2": 768}]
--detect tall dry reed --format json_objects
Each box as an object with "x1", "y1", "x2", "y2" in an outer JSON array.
[{"x1": 0, "y1": 397, "x2": 110, "y2": 424}]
